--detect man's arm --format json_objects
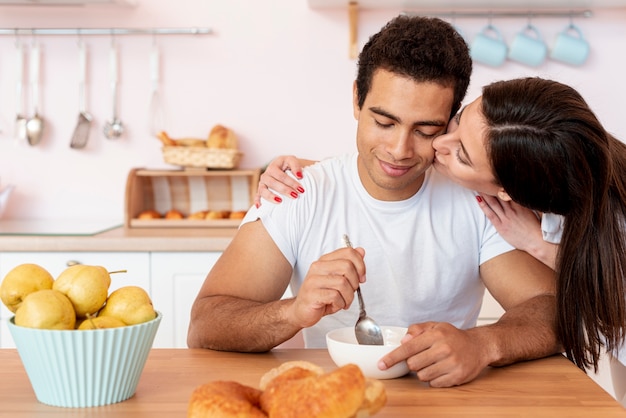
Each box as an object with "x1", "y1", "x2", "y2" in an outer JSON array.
[
  {"x1": 379, "y1": 249, "x2": 560, "y2": 387},
  {"x1": 187, "y1": 219, "x2": 366, "y2": 352}
]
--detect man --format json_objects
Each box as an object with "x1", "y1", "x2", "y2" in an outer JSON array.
[{"x1": 187, "y1": 15, "x2": 560, "y2": 388}]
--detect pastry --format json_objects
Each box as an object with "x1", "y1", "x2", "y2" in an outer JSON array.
[
  {"x1": 156, "y1": 130, "x2": 176, "y2": 146},
  {"x1": 206, "y1": 210, "x2": 230, "y2": 220},
  {"x1": 137, "y1": 209, "x2": 162, "y2": 219},
  {"x1": 187, "y1": 381, "x2": 265, "y2": 418},
  {"x1": 207, "y1": 124, "x2": 238, "y2": 149},
  {"x1": 260, "y1": 363, "x2": 366, "y2": 418},
  {"x1": 188, "y1": 210, "x2": 208, "y2": 220},
  {"x1": 176, "y1": 138, "x2": 207, "y2": 147},
  {"x1": 165, "y1": 209, "x2": 185, "y2": 220},
  {"x1": 229, "y1": 211, "x2": 247, "y2": 220}
]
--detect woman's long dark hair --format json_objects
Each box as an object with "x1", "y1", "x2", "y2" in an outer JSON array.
[{"x1": 481, "y1": 77, "x2": 626, "y2": 371}]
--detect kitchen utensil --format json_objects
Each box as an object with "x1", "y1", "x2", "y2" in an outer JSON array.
[
  {"x1": 342, "y1": 234, "x2": 384, "y2": 346},
  {"x1": 14, "y1": 42, "x2": 27, "y2": 142},
  {"x1": 148, "y1": 43, "x2": 165, "y2": 136},
  {"x1": 103, "y1": 40, "x2": 123, "y2": 139},
  {"x1": 70, "y1": 41, "x2": 93, "y2": 149},
  {"x1": 25, "y1": 42, "x2": 44, "y2": 146}
]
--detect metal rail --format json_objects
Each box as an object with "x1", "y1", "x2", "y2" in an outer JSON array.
[{"x1": 0, "y1": 27, "x2": 212, "y2": 36}]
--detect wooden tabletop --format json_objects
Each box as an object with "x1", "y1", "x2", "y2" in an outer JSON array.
[{"x1": 1, "y1": 348, "x2": 625, "y2": 417}]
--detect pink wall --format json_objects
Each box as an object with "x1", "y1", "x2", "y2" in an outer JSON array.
[{"x1": 0, "y1": 1, "x2": 624, "y2": 221}]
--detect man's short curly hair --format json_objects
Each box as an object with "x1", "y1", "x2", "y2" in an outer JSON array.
[{"x1": 356, "y1": 15, "x2": 472, "y2": 120}]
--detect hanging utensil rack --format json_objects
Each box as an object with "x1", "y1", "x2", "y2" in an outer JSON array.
[{"x1": 0, "y1": 27, "x2": 211, "y2": 36}]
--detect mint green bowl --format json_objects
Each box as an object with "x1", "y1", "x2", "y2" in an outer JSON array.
[{"x1": 8, "y1": 312, "x2": 161, "y2": 408}]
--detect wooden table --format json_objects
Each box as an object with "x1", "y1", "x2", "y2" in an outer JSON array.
[{"x1": 1, "y1": 348, "x2": 625, "y2": 417}]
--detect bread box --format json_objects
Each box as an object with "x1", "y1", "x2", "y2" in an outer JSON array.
[{"x1": 125, "y1": 168, "x2": 260, "y2": 228}]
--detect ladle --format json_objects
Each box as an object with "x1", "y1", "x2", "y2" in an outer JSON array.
[
  {"x1": 103, "y1": 40, "x2": 123, "y2": 139},
  {"x1": 342, "y1": 234, "x2": 384, "y2": 346},
  {"x1": 26, "y1": 42, "x2": 44, "y2": 146}
]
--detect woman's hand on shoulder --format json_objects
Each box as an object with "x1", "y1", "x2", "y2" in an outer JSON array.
[{"x1": 254, "y1": 156, "x2": 314, "y2": 207}]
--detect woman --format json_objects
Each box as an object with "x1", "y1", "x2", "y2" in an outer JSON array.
[{"x1": 256, "y1": 77, "x2": 626, "y2": 389}]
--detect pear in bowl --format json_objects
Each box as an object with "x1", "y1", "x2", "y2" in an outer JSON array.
[{"x1": 326, "y1": 326, "x2": 410, "y2": 380}]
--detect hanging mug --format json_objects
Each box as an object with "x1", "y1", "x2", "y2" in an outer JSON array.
[
  {"x1": 470, "y1": 24, "x2": 508, "y2": 67},
  {"x1": 508, "y1": 24, "x2": 548, "y2": 67},
  {"x1": 550, "y1": 24, "x2": 590, "y2": 66}
]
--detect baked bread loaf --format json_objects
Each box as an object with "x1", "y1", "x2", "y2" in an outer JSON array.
[
  {"x1": 165, "y1": 209, "x2": 185, "y2": 220},
  {"x1": 207, "y1": 124, "x2": 237, "y2": 149},
  {"x1": 137, "y1": 209, "x2": 162, "y2": 219},
  {"x1": 187, "y1": 381, "x2": 265, "y2": 418}
]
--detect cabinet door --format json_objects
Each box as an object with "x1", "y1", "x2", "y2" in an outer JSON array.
[
  {"x1": 150, "y1": 252, "x2": 221, "y2": 348},
  {"x1": 0, "y1": 252, "x2": 150, "y2": 348}
]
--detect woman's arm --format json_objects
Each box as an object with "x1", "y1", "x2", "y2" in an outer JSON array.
[{"x1": 254, "y1": 156, "x2": 317, "y2": 207}]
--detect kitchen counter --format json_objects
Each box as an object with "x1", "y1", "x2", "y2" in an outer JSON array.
[
  {"x1": 1, "y1": 348, "x2": 625, "y2": 417},
  {"x1": 0, "y1": 225, "x2": 237, "y2": 252}
]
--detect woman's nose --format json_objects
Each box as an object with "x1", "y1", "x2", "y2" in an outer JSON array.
[{"x1": 432, "y1": 134, "x2": 450, "y2": 154}]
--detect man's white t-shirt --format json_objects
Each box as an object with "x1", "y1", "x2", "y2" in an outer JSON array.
[{"x1": 242, "y1": 153, "x2": 514, "y2": 347}]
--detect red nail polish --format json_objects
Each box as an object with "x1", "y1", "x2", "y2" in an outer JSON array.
[
  {"x1": 290, "y1": 192, "x2": 298, "y2": 198},
  {"x1": 255, "y1": 202, "x2": 260, "y2": 208},
  {"x1": 297, "y1": 187, "x2": 305, "y2": 193},
  {"x1": 274, "y1": 196, "x2": 282, "y2": 203},
  {"x1": 475, "y1": 195, "x2": 483, "y2": 203},
  {"x1": 296, "y1": 171, "x2": 303, "y2": 179}
]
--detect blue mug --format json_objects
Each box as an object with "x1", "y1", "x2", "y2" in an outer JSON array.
[
  {"x1": 470, "y1": 25, "x2": 508, "y2": 67},
  {"x1": 550, "y1": 24, "x2": 590, "y2": 66},
  {"x1": 508, "y1": 24, "x2": 547, "y2": 67}
]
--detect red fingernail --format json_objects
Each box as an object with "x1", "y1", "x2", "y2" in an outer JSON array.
[
  {"x1": 296, "y1": 171, "x2": 303, "y2": 179},
  {"x1": 290, "y1": 192, "x2": 298, "y2": 198},
  {"x1": 274, "y1": 196, "x2": 282, "y2": 203},
  {"x1": 297, "y1": 187, "x2": 305, "y2": 193},
  {"x1": 475, "y1": 195, "x2": 483, "y2": 203},
  {"x1": 255, "y1": 202, "x2": 260, "y2": 208}
]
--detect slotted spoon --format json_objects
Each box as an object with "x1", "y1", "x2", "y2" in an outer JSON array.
[{"x1": 342, "y1": 234, "x2": 384, "y2": 345}]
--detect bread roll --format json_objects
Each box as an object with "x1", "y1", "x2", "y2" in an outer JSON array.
[
  {"x1": 207, "y1": 124, "x2": 237, "y2": 149},
  {"x1": 165, "y1": 209, "x2": 184, "y2": 220},
  {"x1": 187, "y1": 381, "x2": 265, "y2": 418},
  {"x1": 229, "y1": 211, "x2": 247, "y2": 220},
  {"x1": 137, "y1": 209, "x2": 162, "y2": 220},
  {"x1": 188, "y1": 210, "x2": 208, "y2": 220}
]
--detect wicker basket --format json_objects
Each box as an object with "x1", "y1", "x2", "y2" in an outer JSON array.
[{"x1": 162, "y1": 146, "x2": 242, "y2": 169}]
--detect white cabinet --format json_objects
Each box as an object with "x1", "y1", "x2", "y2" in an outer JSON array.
[
  {"x1": 150, "y1": 252, "x2": 221, "y2": 348},
  {"x1": 477, "y1": 290, "x2": 505, "y2": 326}
]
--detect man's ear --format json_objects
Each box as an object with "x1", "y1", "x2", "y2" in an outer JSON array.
[{"x1": 497, "y1": 189, "x2": 512, "y2": 201}]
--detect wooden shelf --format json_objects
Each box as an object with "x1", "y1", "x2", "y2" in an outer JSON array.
[{"x1": 308, "y1": 0, "x2": 626, "y2": 10}]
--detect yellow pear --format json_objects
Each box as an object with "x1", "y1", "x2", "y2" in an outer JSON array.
[
  {"x1": 14, "y1": 289, "x2": 76, "y2": 330},
  {"x1": 0, "y1": 263, "x2": 54, "y2": 313},
  {"x1": 53, "y1": 265, "x2": 111, "y2": 318},
  {"x1": 77, "y1": 315, "x2": 126, "y2": 330},
  {"x1": 99, "y1": 286, "x2": 156, "y2": 326}
]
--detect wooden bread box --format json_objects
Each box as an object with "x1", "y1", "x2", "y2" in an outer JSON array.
[{"x1": 125, "y1": 168, "x2": 260, "y2": 228}]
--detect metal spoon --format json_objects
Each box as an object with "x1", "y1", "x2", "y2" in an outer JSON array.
[
  {"x1": 26, "y1": 42, "x2": 44, "y2": 146},
  {"x1": 342, "y1": 234, "x2": 384, "y2": 345},
  {"x1": 103, "y1": 40, "x2": 123, "y2": 139},
  {"x1": 14, "y1": 42, "x2": 27, "y2": 143}
]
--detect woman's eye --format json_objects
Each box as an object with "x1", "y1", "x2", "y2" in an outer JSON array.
[{"x1": 454, "y1": 147, "x2": 469, "y2": 165}]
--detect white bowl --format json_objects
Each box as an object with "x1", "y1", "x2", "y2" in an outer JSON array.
[
  {"x1": 8, "y1": 312, "x2": 162, "y2": 408},
  {"x1": 326, "y1": 326, "x2": 410, "y2": 379}
]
